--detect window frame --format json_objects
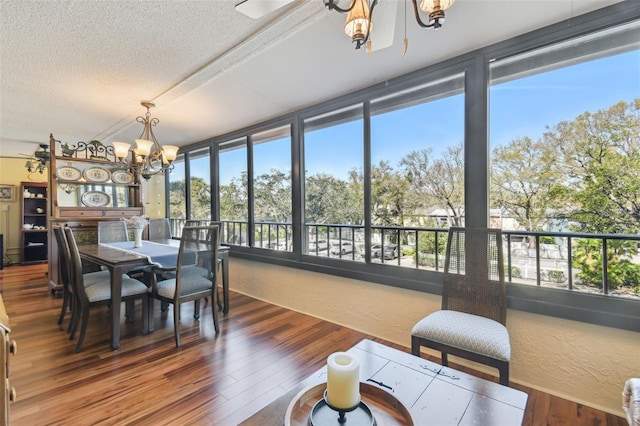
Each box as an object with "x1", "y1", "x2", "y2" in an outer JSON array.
[{"x1": 169, "y1": 2, "x2": 640, "y2": 332}]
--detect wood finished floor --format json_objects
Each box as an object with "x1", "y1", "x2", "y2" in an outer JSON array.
[{"x1": 0, "y1": 263, "x2": 627, "y2": 425}]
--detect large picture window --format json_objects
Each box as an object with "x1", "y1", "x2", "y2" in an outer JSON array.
[
  {"x1": 303, "y1": 105, "x2": 364, "y2": 260},
  {"x1": 489, "y1": 21, "x2": 640, "y2": 298},
  {"x1": 171, "y1": 9, "x2": 640, "y2": 331},
  {"x1": 219, "y1": 138, "x2": 248, "y2": 246},
  {"x1": 252, "y1": 126, "x2": 292, "y2": 251}
]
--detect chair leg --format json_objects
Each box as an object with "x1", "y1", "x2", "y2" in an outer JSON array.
[
  {"x1": 194, "y1": 300, "x2": 200, "y2": 320},
  {"x1": 441, "y1": 352, "x2": 449, "y2": 366},
  {"x1": 141, "y1": 295, "x2": 149, "y2": 335},
  {"x1": 58, "y1": 290, "x2": 70, "y2": 325},
  {"x1": 173, "y1": 302, "x2": 181, "y2": 347},
  {"x1": 75, "y1": 305, "x2": 90, "y2": 352},
  {"x1": 69, "y1": 295, "x2": 81, "y2": 339},
  {"x1": 125, "y1": 299, "x2": 135, "y2": 321},
  {"x1": 411, "y1": 336, "x2": 421, "y2": 357},
  {"x1": 212, "y1": 288, "x2": 219, "y2": 334},
  {"x1": 498, "y1": 362, "x2": 509, "y2": 386}
]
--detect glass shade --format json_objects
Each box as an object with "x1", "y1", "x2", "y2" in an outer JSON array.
[
  {"x1": 344, "y1": 0, "x2": 371, "y2": 39},
  {"x1": 134, "y1": 139, "x2": 154, "y2": 157},
  {"x1": 162, "y1": 145, "x2": 179, "y2": 163},
  {"x1": 112, "y1": 141, "x2": 131, "y2": 160},
  {"x1": 420, "y1": 0, "x2": 455, "y2": 13}
]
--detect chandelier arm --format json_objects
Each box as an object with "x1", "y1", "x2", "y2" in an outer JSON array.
[
  {"x1": 324, "y1": 0, "x2": 357, "y2": 14},
  {"x1": 410, "y1": 0, "x2": 437, "y2": 28}
]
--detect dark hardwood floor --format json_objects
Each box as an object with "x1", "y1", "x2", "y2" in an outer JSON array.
[{"x1": 0, "y1": 264, "x2": 627, "y2": 425}]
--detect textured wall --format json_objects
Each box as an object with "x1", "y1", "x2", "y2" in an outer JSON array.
[{"x1": 229, "y1": 258, "x2": 639, "y2": 416}]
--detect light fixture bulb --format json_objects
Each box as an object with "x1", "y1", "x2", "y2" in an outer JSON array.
[
  {"x1": 162, "y1": 145, "x2": 179, "y2": 163},
  {"x1": 420, "y1": 0, "x2": 455, "y2": 13},
  {"x1": 134, "y1": 139, "x2": 153, "y2": 157},
  {"x1": 112, "y1": 141, "x2": 131, "y2": 160},
  {"x1": 344, "y1": 0, "x2": 371, "y2": 46}
]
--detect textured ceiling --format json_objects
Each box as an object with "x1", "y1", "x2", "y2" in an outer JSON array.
[{"x1": 0, "y1": 0, "x2": 624, "y2": 159}]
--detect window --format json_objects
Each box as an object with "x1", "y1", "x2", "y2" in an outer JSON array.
[
  {"x1": 489, "y1": 21, "x2": 640, "y2": 299},
  {"x1": 188, "y1": 147, "x2": 211, "y2": 220},
  {"x1": 252, "y1": 126, "x2": 292, "y2": 251},
  {"x1": 168, "y1": 154, "x2": 186, "y2": 221},
  {"x1": 303, "y1": 105, "x2": 364, "y2": 260},
  {"x1": 219, "y1": 138, "x2": 248, "y2": 246},
  {"x1": 173, "y1": 9, "x2": 640, "y2": 331},
  {"x1": 370, "y1": 75, "x2": 465, "y2": 268}
]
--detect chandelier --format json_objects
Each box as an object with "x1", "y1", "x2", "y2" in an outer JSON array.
[
  {"x1": 112, "y1": 101, "x2": 179, "y2": 180},
  {"x1": 323, "y1": 0, "x2": 455, "y2": 51},
  {"x1": 24, "y1": 144, "x2": 49, "y2": 174}
]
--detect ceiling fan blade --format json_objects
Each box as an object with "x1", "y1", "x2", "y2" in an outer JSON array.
[
  {"x1": 369, "y1": 0, "x2": 400, "y2": 52},
  {"x1": 235, "y1": 0, "x2": 296, "y2": 19}
]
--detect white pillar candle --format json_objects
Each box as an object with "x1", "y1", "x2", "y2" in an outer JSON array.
[{"x1": 326, "y1": 352, "x2": 360, "y2": 410}]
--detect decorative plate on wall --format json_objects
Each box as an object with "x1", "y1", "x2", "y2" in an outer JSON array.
[
  {"x1": 111, "y1": 170, "x2": 134, "y2": 184},
  {"x1": 56, "y1": 166, "x2": 82, "y2": 181},
  {"x1": 81, "y1": 191, "x2": 111, "y2": 207},
  {"x1": 83, "y1": 166, "x2": 111, "y2": 183}
]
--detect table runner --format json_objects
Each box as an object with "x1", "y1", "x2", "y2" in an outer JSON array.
[{"x1": 101, "y1": 240, "x2": 195, "y2": 268}]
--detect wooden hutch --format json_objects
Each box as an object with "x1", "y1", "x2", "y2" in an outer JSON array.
[{"x1": 47, "y1": 134, "x2": 143, "y2": 294}]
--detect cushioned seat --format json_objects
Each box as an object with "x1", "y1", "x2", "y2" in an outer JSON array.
[
  {"x1": 411, "y1": 310, "x2": 510, "y2": 361},
  {"x1": 411, "y1": 227, "x2": 511, "y2": 386},
  {"x1": 148, "y1": 224, "x2": 221, "y2": 347}
]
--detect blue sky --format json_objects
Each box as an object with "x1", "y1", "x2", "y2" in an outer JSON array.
[{"x1": 181, "y1": 49, "x2": 639, "y2": 185}]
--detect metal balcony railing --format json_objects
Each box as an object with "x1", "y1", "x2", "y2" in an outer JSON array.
[{"x1": 169, "y1": 218, "x2": 640, "y2": 299}]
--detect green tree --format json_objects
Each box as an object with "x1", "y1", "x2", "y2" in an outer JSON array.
[
  {"x1": 400, "y1": 143, "x2": 464, "y2": 226},
  {"x1": 254, "y1": 168, "x2": 291, "y2": 223},
  {"x1": 573, "y1": 238, "x2": 640, "y2": 291},
  {"x1": 220, "y1": 173, "x2": 247, "y2": 221},
  {"x1": 491, "y1": 136, "x2": 564, "y2": 232},
  {"x1": 305, "y1": 172, "x2": 362, "y2": 224},
  {"x1": 550, "y1": 99, "x2": 640, "y2": 234},
  {"x1": 169, "y1": 179, "x2": 186, "y2": 219},
  {"x1": 189, "y1": 176, "x2": 211, "y2": 219}
]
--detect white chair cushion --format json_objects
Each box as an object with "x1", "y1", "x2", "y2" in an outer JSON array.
[
  {"x1": 85, "y1": 277, "x2": 149, "y2": 303},
  {"x1": 411, "y1": 310, "x2": 511, "y2": 361}
]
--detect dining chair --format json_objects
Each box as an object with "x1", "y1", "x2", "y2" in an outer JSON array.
[
  {"x1": 411, "y1": 227, "x2": 511, "y2": 386},
  {"x1": 53, "y1": 226, "x2": 114, "y2": 332},
  {"x1": 97, "y1": 221, "x2": 128, "y2": 243},
  {"x1": 183, "y1": 220, "x2": 223, "y2": 311},
  {"x1": 64, "y1": 227, "x2": 150, "y2": 352},
  {"x1": 149, "y1": 225, "x2": 220, "y2": 347},
  {"x1": 148, "y1": 218, "x2": 171, "y2": 240}
]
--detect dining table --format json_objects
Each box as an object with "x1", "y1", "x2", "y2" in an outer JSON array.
[{"x1": 78, "y1": 239, "x2": 230, "y2": 350}]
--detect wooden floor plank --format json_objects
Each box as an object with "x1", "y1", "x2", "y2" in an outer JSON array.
[{"x1": 0, "y1": 263, "x2": 627, "y2": 425}]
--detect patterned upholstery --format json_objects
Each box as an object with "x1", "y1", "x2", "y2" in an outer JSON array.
[
  {"x1": 411, "y1": 310, "x2": 510, "y2": 361},
  {"x1": 155, "y1": 266, "x2": 212, "y2": 299},
  {"x1": 411, "y1": 227, "x2": 511, "y2": 386},
  {"x1": 84, "y1": 278, "x2": 149, "y2": 303}
]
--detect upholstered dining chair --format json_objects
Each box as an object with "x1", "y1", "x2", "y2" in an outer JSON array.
[
  {"x1": 411, "y1": 227, "x2": 511, "y2": 386},
  {"x1": 97, "y1": 220, "x2": 128, "y2": 243},
  {"x1": 148, "y1": 225, "x2": 220, "y2": 347},
  {"x1": 64, "y1": 227, "x2": 150, "y2": 352},
  {"x1": 183, "y1": 220, "x2": 223, "y2": 310},
  {"x1": 53, "y1": 226, "x2": 114, "y2": 331},
  {"x1": 148, "y1": 218, "x2": 171, "y2": 240}
]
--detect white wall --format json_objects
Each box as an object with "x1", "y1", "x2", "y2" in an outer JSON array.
[{"x1": 229, "y1": 258, "x2": 639, "y2": 417}]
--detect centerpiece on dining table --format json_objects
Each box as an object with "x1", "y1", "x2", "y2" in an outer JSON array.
[{"x1": 122, "y1": 215, "x2": 149, "y2": 248}]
